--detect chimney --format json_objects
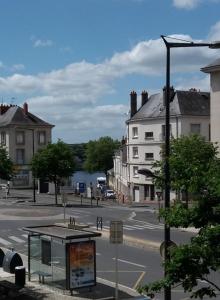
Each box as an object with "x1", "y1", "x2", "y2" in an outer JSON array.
[
  {"x1": 141, "y1": 90, "x2": 148, "y2": 106},
  {"x1": 130, "y1": 91, "x2": 137, "y2": 118},
  {"x1": 163, "y1": 86, "x2": 175, "y2": 106},
  {"x1": 23, "y1": 102, "x2": 28, "y2": 115}
]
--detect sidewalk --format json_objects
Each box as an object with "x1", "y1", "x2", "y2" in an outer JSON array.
[{"x1": 0, "y1": 249, "x2": 140, "y2": 300}]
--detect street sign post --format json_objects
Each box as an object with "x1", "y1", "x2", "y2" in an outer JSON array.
[{"x1": 110, "y1": 221, "x2": 123, "y2": 300}]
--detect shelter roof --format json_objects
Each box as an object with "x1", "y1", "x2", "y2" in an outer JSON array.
[{"x1": 23, "y1": 225, "x2": 101, "y2": 240}]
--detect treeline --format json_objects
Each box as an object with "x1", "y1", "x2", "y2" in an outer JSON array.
[
  {"x1": 68, "y1": 143, "x2": 87, "y2": 170},
  {"x1": 69, "y1": 136, "x2": 120, "y2": 172}
]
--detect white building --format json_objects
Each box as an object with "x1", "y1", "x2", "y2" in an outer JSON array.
[
  {"x1": 113, "y1": 88, "x2": 210, "y2": 203},
  {"x1": 201, "y1": 58, "x2": 220, "y2": 148},
  {"x1": 0, "y1": 103, "x2": 54, "y2": 188}
]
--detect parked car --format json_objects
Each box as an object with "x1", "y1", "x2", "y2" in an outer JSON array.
[{"x1": 105, "y1": 189, "x2": 116, "y2": 199}]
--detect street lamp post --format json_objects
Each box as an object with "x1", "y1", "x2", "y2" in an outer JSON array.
[{"x1": 161, "y1": 35, "x2": 220, "y2": 300}]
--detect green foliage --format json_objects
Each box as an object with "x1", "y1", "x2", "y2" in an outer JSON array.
[
  {"x1": 0, "y1": 146, "x2": 13, "y2": 180},
  {"x1": 31, "y1": 140, "x2": 76, "y2": 204},
  {"x1": 139, "y1": 135, "x2": 220, "y2": 298},
  {"x1": 69, "y1": 143, "x2": 86, "y2": 170},
  {"x1": 153, "y1": 134, "x2": 218, "y2": 197},
  {"x1": 84, "y1": 136, "x2": 120, "y2": 174}
]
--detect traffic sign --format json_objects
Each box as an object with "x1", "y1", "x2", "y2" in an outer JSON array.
[{"x1": 110, "y1": 221, "x2": 123, "y2": 244}]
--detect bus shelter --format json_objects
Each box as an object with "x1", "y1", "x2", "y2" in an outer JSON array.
[{"x1": 23, "y1": 225, "x2": 101, "y2": 291}]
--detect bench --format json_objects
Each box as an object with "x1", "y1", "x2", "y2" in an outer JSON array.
[{"x1": 32, "y1": 271, "x2": 51, "y2": 284}]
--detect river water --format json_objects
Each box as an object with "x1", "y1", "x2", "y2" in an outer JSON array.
[{"x1": 72, "y1": 171, "x2": 106, "y2": 188}]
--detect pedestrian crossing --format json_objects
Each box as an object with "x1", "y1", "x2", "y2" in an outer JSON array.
[
  {"x1": 92, "y1": 221, "x2": 164, "y2": 232},
  {"x1": 0, "y1": 230, "x2": 28, "y2": 249},
  {"x1": 0, "y1": 221, "x2": 164, "y2": 249}
]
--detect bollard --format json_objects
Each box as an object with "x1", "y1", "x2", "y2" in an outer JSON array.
[
  {"x1": 80, "y1": 194, "x2": 83, "y2": 206},
  {"x1": 96, "y1": 217, "x2": 103, "y2": 230},
  {"x1": 15, "y1": 266, "x2": 26, "y2": 287}
]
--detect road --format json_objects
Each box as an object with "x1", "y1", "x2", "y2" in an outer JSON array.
[{"x1": 0, "y1": 190, "x2": 219, "y2": 299}]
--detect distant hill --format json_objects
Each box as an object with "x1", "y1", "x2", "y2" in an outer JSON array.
[{"x1": 68, "y1": 143, "x2": 87, "y2": 171}]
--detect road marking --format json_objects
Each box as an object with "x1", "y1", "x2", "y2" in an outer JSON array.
[
  {"x1": 125, "y1": 225, "x2": 145, "y2": 230},
  {"x1": 0, "y1": 237, "x2": 12, "y2": 246},
  {"x1": 96, "y1": 252, "x2": 101, "y2": 256},
  {"x1": 112, "y1": 258, "x2": 146, "y2": 268},
  {"x1": 21, "y1": 234, "x2": 28, "y2": 238},
  {"x1": 133, "y1": 271, "x2": 146, "y2": 289},
  {"x1": 9, "y1": 236, "x2": 26, "y2": 243}
]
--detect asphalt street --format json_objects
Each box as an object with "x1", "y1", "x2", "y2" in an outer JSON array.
[{"x1": 0, "y1": 189, "x2": 219, "y2": 299}]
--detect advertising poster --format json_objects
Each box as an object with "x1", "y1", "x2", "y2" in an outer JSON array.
[{"x1": 69, "y1": 241, "x2": 95, "y2": 289}]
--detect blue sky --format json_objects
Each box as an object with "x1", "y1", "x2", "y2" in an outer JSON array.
[{"x1": 0, "y1": 0, "x2": 220, "y2": 142}]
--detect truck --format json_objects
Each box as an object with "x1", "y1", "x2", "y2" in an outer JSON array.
[{"x1": 96, "y1": 177, "x2": 106, "y2": 189}]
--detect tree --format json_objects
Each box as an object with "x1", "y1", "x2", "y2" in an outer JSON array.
[
  {"x1": 84, "y1": 136, "x2": 120, "y2": 175},
  {"x1": 138, "y1": 135, "x2": 220, "y2": 299},
  {"x1": 0, "y1": 146, "x2": 13, "y2": 181},
  {"x1": 31, "y1": 140, "x2": 76, "y2": 205},
  {"x1": 153, "y1": 134, "x2": 218, "y2": 205}
]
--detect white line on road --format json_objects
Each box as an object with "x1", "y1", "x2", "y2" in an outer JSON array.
[
  {"x1": 112, "y1": 258, "x2": 146, "y2": 268},
  {"x1": 0, "y1": 237, "x2": 12, "y2": 246},
  {"x1": 21, "y1": 234, "x2": 28, "y2": 238},
  {"x1": 9, "y1": 236, "x2": 26, "y2": 243}
]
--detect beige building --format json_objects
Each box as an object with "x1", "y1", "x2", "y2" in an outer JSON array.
[{"x1": 0, "y1": 103, "x2": 54, "y2": 188}]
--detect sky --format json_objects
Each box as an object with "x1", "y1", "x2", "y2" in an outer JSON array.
[{"x1": 0, "y1": 0, "x2": 220, "y2": 143}]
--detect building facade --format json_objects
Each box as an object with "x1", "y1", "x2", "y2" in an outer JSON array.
[
  {"x1": 202, "y1": 58, "x2": 220, "y2": 148},
  {"x1": 113, "y1": 88, "x2": 210, "y2": 203},
  {"x1": 0, "y1": 103, "x2": 54, "y2": 188}
]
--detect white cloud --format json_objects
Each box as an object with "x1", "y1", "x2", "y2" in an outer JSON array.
[
  {"x1": 208, "y1": 21, "x2": 220, "y2": 41},
  {"x1": 33, "y1": 39, "x2": 53, "y2": 48},
  {"x1": 30, "y1": 35, "x2": 54, "y2": 48},
  {"x1": 173, "y1": 0, "x2": 201, "y2": 9},
  {"x1": 175, "y1": 75, "x2": 210, "y2": 91},
  {"x1": 173, "y1": 0, "x2": 220, "y2": 9},
  {"x1": 0, "y1": 30, "x2": 219, "y2": 142}
]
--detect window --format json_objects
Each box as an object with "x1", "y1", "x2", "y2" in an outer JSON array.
[
  {"x1": 190, "y1": 124, "x2": 200, "y2": 134},
  {"x1": 0, "y1": 132, "x2": 6, "y2": 145},
  {"x1": 16, "y1": 149, "x2": 25, "y2": 164},
  {"x1": 144, "y1": 185, "x2": 155, "y2": 200},
  {"x1": 16, "y1": 131, "x2": 25, "y2": 145},
  {"x1": 132, "y1": 127, "x2": 138, "y2": 138},
  {"x1": 161, "y1": 124, "x2": 172, "y2": 140},
  {"x1": 145, "y1": 131, "x2": 153, "y2": 139},
  {"x1": 145, "y1": 153, "x2": 154, "y2": 160},
  {"x1": 132, "y1": 147, "x2": 138, "y2": 158},
  {"x1": 38, "y1": 131, "x2": 46, "y2": 145},
  {"x1": 133, "y1": 166, "x2": 139, "y2": 177}
]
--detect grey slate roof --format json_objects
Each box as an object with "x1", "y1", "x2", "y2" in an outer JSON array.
[
  {"x1": 201, "y1": 58, "x2": 220, "y2": 73},
  {"x1": 128, "y1": 90, "x2": 209, "y2": 122},
  {"x1": 0, "y1": 106, "x2": 54, "y2": 128}
]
